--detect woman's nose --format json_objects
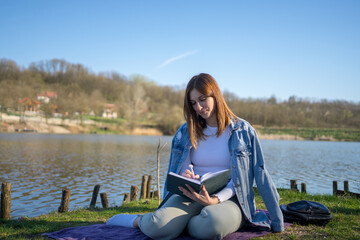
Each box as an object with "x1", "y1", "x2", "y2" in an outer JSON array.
[{"x1": 194, "y1": 102, "x2": 202, "y2": 111}]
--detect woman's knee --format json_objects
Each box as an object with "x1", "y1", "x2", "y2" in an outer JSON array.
[
  {"x1": 138, "y1": 195, "x2": 203, "y2": 239},
  {"x1": 188, "y1": 201, "x2": 244, "y2": 239},
  {"x1": 139, "y1": 208, "x2": 195, "y2": 240},
  {"x1": 188, "y1": 207, "x2": 220, "y2": 239}
]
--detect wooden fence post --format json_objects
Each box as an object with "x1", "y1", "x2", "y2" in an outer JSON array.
[
  {"x1": 58, "y1": 188, "x2": 71, "y2": 213},
  {"x1": 151, "y1": 185, "x2": 156, "y2": 199},
  {"x1": 140, "y1": 175, "x2": 148, "y2": 200},
  {"x1": 100, "y1": 193, "x2": 109, "y2": 208},
  {"x1": 301, "y1": 183, "x2": 306, "y2": 193},
  {"x1": 333, "y1": 181, "x2": 338, "y2": 196},
  {"x1": 344, "y1": 181, "x2": 349, "y2": 194},
  {"x1": 90, "y1": 185, "x2": 101, "y2": 208},
  {"x1": 130, "y1": 185, "x2": 139, "y2": 201},
  {"x1": 146, "y1": 175, "x2": 153, "y2": 199},
  {"x1": 290, "y1": 180, "x2": 298, "y2": 191},
  {"x1": 123, "y1": 193, "x2": 130, "y2": 204},
  {"x1": 151, "y1": 190, "x2": 159, "y2": 199},
  {"x1": 1, "y1": 183, "x2": 11, "y2": 220}
]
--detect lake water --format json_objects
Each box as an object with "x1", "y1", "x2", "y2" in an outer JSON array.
[{"x1": 1, "y1": 133, "x2": 359, "y2": 219}]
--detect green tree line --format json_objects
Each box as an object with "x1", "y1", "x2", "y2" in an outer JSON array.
[{"x1": 0, "y1": 58, "x2": 359, "y2": 134}]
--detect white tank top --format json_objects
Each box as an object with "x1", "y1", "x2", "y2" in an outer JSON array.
[{"x1": 191, "y1": 125, "x2": 231, "y2": 176}]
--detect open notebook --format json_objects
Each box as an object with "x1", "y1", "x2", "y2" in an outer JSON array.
[{"x1": 166, "y1": 169, "x2": 231, "y2": 197}]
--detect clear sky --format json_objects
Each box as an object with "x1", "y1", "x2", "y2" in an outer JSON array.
[{"x1": 1, "y1": 0, "x2": 359, "y2": 102}]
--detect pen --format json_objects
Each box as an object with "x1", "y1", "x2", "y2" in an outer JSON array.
[{"x1": 189, "y1": 164, "x2": 195, "y2": 179}]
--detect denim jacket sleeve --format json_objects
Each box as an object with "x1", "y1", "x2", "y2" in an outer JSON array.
[
  {"x1": 250, "y1": 128, "x2": 284, "y2": 232},
  {"x1": 161, "y1": 123, "x2": 191, "y2": 200}
]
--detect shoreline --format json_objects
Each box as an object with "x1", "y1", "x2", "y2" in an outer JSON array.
[
  {"x1": 1, "y1": 113, "x2": 358, "y2": 141},
  {"x1": 0, "y1": 122, "x2": 312, "y2": 141},
  {"x1": 0, "y1": 113, "x2": 163, "y2": 136}
]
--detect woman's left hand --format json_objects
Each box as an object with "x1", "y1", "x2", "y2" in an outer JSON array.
[{"x1": 178, "y1": 184, "x2": 219, "y2": 206}]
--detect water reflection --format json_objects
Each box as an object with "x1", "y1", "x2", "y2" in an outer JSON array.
[
  {"x1": 1, "y1": 133, "x2": 359, "y2": 219},
  {"x1": 1, "y1": 134, "x2": 172, "y2": 218},
  {"x1": 261, "y1": 139, "x2": 360, "y2": 194}
]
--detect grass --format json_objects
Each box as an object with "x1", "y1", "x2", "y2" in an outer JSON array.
[
  {"x1": 85, "y1": 116, "x2": 127, "y2": 125},
  {"x1": 0, "y1": 200, "x2": 159, "y2": 240},
  {"x1": 1, "y1": 190, "x2": 359, "y2": 240},
  {"x1": 257, "y1": 127, "x2": 360, "y2": 142},
  {"x1": 256, "y1": 189, "x2": 360, "y2": 239}
]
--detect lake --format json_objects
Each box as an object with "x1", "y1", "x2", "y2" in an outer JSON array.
[{"x1": 1, "y1": 133, "x2": 359, "y2": 219}]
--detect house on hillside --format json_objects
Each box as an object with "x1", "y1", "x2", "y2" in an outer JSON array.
[
  {"x1": 36, "y1": 91, "x2": 58, "y2": 103},
  {"x1": 102, "y1": 103, "x2": 118, "y2": 118},
  {"x1": 18, "y1": 97, "x2": 41, "y2": 115}
]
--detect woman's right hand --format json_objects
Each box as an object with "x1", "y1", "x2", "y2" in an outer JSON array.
[{"x1": 182, "y1": 169, "x2": 200, "y2": 180}]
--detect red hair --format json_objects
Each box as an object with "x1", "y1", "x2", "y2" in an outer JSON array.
[{"x1": 183, "y1": 73, "x2": 236, "y2": 148}]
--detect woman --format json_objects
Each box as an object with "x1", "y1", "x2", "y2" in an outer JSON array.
[{"x1": 107, "y1": 73, "x2": 284, "y2": 239}]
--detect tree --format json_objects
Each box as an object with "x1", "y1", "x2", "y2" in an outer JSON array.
[
  {"x1": 89, "y1": 90, "x2": 106, "y2": 116},
  {"x1": 0, "y1": 59, "x2": 20, "y2": 82},
  {"x1": 156, "y1": 102, "x2": 183, "y2": 135},
  {"x1": 117, "y1": 82, "x2": 149, "y2": 127},
  {"x1": 40, "y1": 102, "x2": 53, "y2": 123}
]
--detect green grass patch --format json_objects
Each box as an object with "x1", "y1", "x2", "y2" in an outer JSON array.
[
  {"x1": 0, "y1": 199, "x2": 159, "y2": 240},
  {"x1": 256, "y1": 189, "x2": 360, "y2": 239},
  {"x1": 257, "y1": 127, "x2": 360, "y2": 142},
  {"x1": 85, "y1": 116, "x2": 127, "y2": 125},
  {"x1": 1, "y1": 191, "x2": 359, "y2": 239}
]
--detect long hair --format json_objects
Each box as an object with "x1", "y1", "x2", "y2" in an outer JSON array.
[{"x1": 184, "y1": 73, "x2": 236, "y2": 148}]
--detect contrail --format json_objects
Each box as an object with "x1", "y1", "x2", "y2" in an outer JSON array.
[{"x1": 157, "y1": 50, "x2": 198, "y2": 69}]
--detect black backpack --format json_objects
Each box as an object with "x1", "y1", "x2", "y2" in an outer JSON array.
[{"x1": 280, "y1": 200, "x2": 333, "y2": 225}]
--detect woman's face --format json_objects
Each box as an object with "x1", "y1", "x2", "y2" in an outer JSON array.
[{"x1": 189, "y1": 89, "x2": 217, "y2": 126}]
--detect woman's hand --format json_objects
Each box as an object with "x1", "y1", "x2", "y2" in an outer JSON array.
[
  {"x1": 178, "y1": 184, "x2": 220, "y2": 206},
  {"x1": 182, "y1": 169, "x2": 200, "y2": 180}
]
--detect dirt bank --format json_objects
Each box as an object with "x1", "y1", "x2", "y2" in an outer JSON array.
[
  {"x1": 257, "y1": 133, "x2": 305, "y2": 141},
  {"x1": 0, "y1": 113, "x2": 163, "y2": 136},
  {"x1": 1, "y1": 114, "x2": 90, "y2": 134}
]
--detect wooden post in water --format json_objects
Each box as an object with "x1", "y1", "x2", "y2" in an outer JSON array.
[
  {"x1": 157, "y1": 137, "x2": 167, "y2": 205},
  {"x1": 150, "y1": 185, "x2": 155, "y2": 199},
  {"x1": 140, "y1": 175, "x2": 148, "y2": 200},
  {"x1": 344, "y1": 181, "x2": 349, "y2": 194},
  {"x1": 301, "y1": 183, "x2": 307, "y2": 193},
  {"x1": 123, "y1": 193, "x2": 130, "y2": 203},
  {"x1": 1, "y1": 183, "x2": 11, "y2": 220},
  {"x1": 333, "y1": 181, "x2": 338, "y2": 196},
  {"x1": 153, "y1": 190, "x2": 159, "y2": 199},
  {"x1": 130, "y1": 185, "x2": 139, "y2": 201},
  {"x1": 90, "y1": 185, "x2": 101, "y2": 208},
  {"x1": 58, "y1": 188, "x2": 71, "y2": 213},
  {"x1": 290, "y1": 180, "x2": 298, "y2": 191},
  {"x1": 146, "y1": 175, "x2": 153, "y2": 199},
  {"x1": 100, "y1": 193, "x2": 109, "y2": 208}
]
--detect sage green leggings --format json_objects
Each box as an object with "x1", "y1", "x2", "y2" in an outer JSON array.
[{"x1": 138, "y1": 194, "x2": 245, "y2": 240}]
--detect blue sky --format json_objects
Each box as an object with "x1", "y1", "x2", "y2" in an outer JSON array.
[{"x1": 1, "y1": 0, "x2": 359, "y2": 102}]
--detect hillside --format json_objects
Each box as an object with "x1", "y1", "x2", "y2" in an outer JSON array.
[{"x1": 1, "y1": 58, "x2": 359, "y2": 136}]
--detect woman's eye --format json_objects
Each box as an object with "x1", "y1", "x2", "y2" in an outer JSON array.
[{"x1": 199, "y1": 97, "x2": 207, "y2": 101}]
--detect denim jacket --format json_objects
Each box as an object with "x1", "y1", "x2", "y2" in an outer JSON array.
[{"x1": 161, "y1": 117, "x2": 284, "y2": 232}]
